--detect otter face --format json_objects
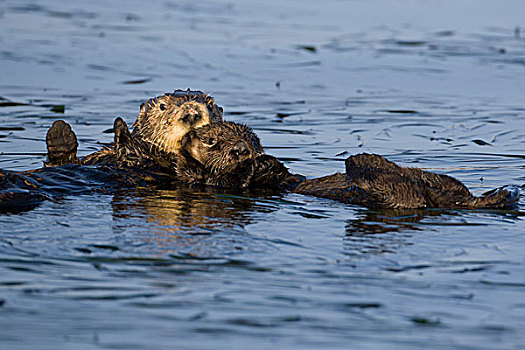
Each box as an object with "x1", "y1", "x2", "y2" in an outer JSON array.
[
  {"x1": 179, "y1": 122, "x2": 264, "y2": 188},
  {"x1": 131, "y1": 89, "x2": 223, "y2": 153}
]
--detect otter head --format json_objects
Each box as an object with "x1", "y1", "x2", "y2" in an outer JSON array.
[
  {"x1": 131, "y1": 89, "x2": 223, "y2": 153},
  {"x1": 178, "y1": 121, "x2": 264, "y2": 188}
]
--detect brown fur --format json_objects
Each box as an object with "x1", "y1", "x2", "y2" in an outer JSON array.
[
  {"x1": 131, "y1": 89, "x2": 223, "y2": 153},
  {"x1": 0, "y1": 170, "x2": 48, "y2": 213},
  {"x1": 177, "y1": 121, "x2": 264, "y2": 188},
  {"x1": 80, "y1": 89, "x2": 223, "y2": 165},
  {"x1": 42, "y1": 109, "x2": 519, "y2": 209},
  {"x1": 294, "y1": 153, "x2": 519, "y2": 209}
]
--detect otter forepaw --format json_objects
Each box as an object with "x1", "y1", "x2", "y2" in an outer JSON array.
[{"x1": 113, "y1": 117, "x2": 131, "y2": 144}]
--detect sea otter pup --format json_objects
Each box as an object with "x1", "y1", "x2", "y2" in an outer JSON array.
[
  {"x1": 180, "y1": 124, "x2": 519, "y2": 209},
  {"x1": 45, "y1": 89, "x2": 223, "y2": 167},
  {"x1": 177, "y1": 121, "x2": 271, "y2": 188},
  {"x1": 177, "y1": 122, "x2": 304, "y2": 188}
]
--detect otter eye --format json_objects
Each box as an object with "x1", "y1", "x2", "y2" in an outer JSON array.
[
  {"x1": 207, "y1": 103, "x2": 214, "y2": 110},
  {"x1": 206, "y1": 137, "x2": 216, "y2": 146},
  {"x1": 159, "y1": 104, "x2": 167, "y2": 111}
]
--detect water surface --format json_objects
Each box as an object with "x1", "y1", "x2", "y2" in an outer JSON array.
[{"x1": 1, "y1": 0, "x2": 524, "y2": 349}]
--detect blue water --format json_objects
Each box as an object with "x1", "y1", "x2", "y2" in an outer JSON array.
[{"x1": 1, "y1": 0, "x2": 524, "y2": 349}]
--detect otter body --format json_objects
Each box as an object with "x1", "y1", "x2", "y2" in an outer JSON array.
[
  {"x1": 293, "y1": 154, "x2": 519, "y2": 209},
  {"x1": 42, "y1": 118, "x2": 519, "y2": 210}
]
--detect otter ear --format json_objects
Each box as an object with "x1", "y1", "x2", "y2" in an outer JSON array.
[{"x1": 138, "y1": 103, "x2": 148, "y2": 118}]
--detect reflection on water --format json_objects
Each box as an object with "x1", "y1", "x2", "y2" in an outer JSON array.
[
  {"x1": 111, "y1": 187, "x2": 286, "y2": 232},
  {"x1": 343, "y1": 209, "x2": 452, "y2": 257},
  {"x1": 1, "y1": 0, "x2": 525, "y2": 349},
  {"x1": 112, "y1": 189, "x2": 254, "y2": 232},
  {"x1": 109, "y1": 187, "x2": 282, "y2": 256},
  {"x1": 347, "y1": 208, "x2": 438, "y2": 234}
]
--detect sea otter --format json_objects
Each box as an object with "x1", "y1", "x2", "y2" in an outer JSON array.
[
  {"x1": 179, "y1": 123, "x2": 520, "y2": 209},
  {"x1": 44, "y1": 114, "x2": 298, "y2": 189},
  {"x1": 1, "y1": 120, "x2": 264, "y2": 213},
  {"x1": 45, "y1": 89, "x2": 223, "y2": 167},
  {"x1": 44, "y1": 119, "x2": 519, "y2": 209},
  {"x1": 177, "y1": 121, "x2": 305, "y2": 189},
  {"x1": 4, "y1": 118, "x2": 519, "y2": 213},
  {"x1": 176, "y1": 121, "x2": 263, "y2": 188}
]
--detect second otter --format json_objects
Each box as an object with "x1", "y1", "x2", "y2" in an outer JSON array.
[{"x1": 180, "y1": 123, "x2": 519, "y2": 209}]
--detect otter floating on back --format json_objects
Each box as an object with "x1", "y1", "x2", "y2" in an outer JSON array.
[
  {"x1": 8, "y1": 95, "x2": 521, "y2": 211},
  {"x1": 43, "y1": 118, "x2": 520, "y2": 209}
]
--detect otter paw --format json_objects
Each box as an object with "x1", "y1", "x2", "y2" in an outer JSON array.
[
  {"x1": 501, "y1": 185, "x2": 520, "y2": 206},
  {"x1": 45, "y1": 120, "x2": 79, "y2": 166},
  {"x1": 113, "y1": 117, "x2": 130, "y2": 140},
  {"x1": 481, "y1": 185, "x2": 520, "y2": 207}
]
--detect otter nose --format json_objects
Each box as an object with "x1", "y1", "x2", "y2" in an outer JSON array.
[
  {"x1": 184, "y1": 109, "x2": 201, "y2": 125},
  {"x1": 232, "y1": 141, "x2": 250, "y2": 157}
]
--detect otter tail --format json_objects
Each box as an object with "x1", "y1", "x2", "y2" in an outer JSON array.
[{"x1": 45, "y1": 120, "x2": 80, "y2": 167}]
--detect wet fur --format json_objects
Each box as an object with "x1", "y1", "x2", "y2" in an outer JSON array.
[
  {"x1": 79, "y1": 89, "x2": 223, "y2": 166},
  {"x1": 293, "y1": 153, "x2": 519, "y2": 209},
  {"x1": 43, "y1": 108, "x2": 519, "y2": 209},
  {"x1": 177, "y1": 122, "x2": 264, "y2": 188},
  {"x1": 45, "y1": 120, "x2": 81, "y2": 167},
  {"x1": 131, "y1": 89, "x2": 223, "y2": 153}
]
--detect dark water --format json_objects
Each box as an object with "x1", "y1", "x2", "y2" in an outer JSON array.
[{"x1": 1, "y1": 0, "x2": 525, "y2": 348}]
